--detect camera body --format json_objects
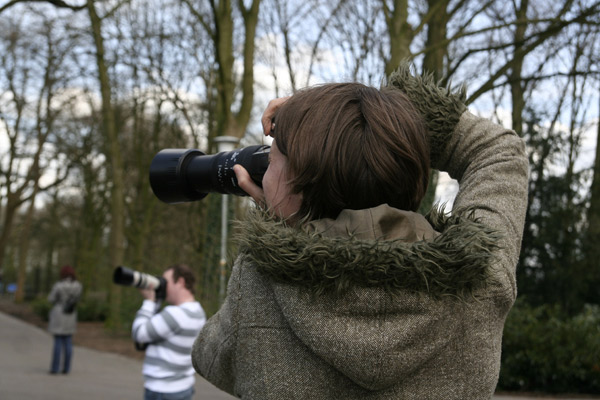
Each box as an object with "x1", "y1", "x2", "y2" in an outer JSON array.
[
  {"x1": 113, "y1": 266, "x2": 167, "y2": 301},
  {"x1": 149, "y1": 145, "x2": 270, "y2": 203}
]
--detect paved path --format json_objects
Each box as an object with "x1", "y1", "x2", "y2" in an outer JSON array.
[
  {"x1": 1, "y1": 311, "x2": 596, "y2": 400},
  {"x1": 0, "y1": 311, "x2": 235, "y2": 400}
]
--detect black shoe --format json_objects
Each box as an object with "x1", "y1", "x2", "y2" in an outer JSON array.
[{"x1": 49, "y1": 371, "x2": 58, "y2": 375}]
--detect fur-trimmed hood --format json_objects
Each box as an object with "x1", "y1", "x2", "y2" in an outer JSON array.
[
  {"x1": 236, "y1": 204, "x2": 502, "y2": 300},
  {"x1": 232, "y1": 204, "x2": 504, "y2": 390}
]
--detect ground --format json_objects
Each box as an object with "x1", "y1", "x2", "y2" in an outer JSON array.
[
  {"x1": 0, "y1": 298, "x2": 144, "y2": 361},
  {"x1": 2, "y1": 298, "x2": 599, "y2": 399}
]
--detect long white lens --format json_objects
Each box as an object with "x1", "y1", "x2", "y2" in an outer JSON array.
[{"x1": 132, "y1": 271, "x2": 161, "y2": 290}]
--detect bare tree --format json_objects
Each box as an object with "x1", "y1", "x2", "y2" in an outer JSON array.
[
  {"x1": 257, "y1": 0, "x2": 349, "y2": 91},
  {"x1": 460, "y1": 1, "x2": 600, "y2": 104},
  {"x1": 181, "y1": 0, "x2": 261, "y2": 144},
  {"x1": 83, "y1": 0, "x2": 133, "y2": 327},
  {"x1": 0, "y1": 9, "x2": 74, "y2": 297}
]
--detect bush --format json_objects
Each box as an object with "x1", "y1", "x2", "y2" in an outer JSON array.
[
  {"x1": 77, "y1": 296, "x2": 108, "y2": 322},
  {"x1": 30, "y1": 297, "x2": 51, "y2": 321},
  {"x1": 499, "y1": 299, "x2": 600, "y2": 394},
  {"x1": 30, "y1": 295, "x2": 108, "y2": 322}
]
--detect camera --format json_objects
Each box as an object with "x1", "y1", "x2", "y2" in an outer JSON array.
[
  {"x1": 113, "y1": 266, "x2": 167, "y2": 301},
  {"x1": 149, "y1": 145, "x2": 270, "y2": 203}
]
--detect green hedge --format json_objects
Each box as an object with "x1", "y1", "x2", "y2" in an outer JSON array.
[
  {"x1": 31, "y1": 296, "x2": 108, "y2": 322},
  {"x1": 30, "y1": 297, "x2": 51, "y2": 321},
  {"x1": 499, "y1": 299, "x2": 600, "y2": 394}
]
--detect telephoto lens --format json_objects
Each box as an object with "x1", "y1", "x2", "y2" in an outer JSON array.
[
  {"x1": 113, "y1": 266, "x2": 167, "y2": 301},
  {"x1": 149, "y1": 145, "x2": 270, "y2": 203}
]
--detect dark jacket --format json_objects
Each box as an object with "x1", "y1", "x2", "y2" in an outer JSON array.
[{"x1": 192, "y1": 66, "x2": 529, "y2": 400}]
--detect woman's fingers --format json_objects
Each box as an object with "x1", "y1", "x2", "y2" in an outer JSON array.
[
  {"x1": 261, "y1": 97, "x2": 291, "y2": 136},
  {"x1": 234, "y1": 165, "x2": 265, "y2": 205}
]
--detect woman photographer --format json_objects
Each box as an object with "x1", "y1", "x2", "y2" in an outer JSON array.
[{"x1": 192, "y1": 63, "x2": 528, "y2": 399}]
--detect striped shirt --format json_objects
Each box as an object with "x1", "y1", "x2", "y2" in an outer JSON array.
[{"x1": 132, "y1": 300, "x2": 206, "y2": 393}]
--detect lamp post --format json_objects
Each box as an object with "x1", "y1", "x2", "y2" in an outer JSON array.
[{"x1": 214, "y1": 135, "x2": 239, "y2": 306}]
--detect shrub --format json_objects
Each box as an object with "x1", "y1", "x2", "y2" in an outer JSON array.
[
  {"x1": 77, "y1": 296, "x2": 108, "y2": 322},
  {"x1": 31, "y1": 297, "x2": 51, "y2": 321},
  {"x1": 30, "y1": 295, "x2": 108, "y2": 322},
  {"x1": 499, "y1": 299, "x2": 600, "y2": 394}
]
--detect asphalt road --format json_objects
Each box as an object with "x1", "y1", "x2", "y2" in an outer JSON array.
[
  {"x1": 0, "y1": 310, "x2": 595, "y2": 400},
  {"x1": 0, "y1": 311, "x2": 235, "y2": 400}
]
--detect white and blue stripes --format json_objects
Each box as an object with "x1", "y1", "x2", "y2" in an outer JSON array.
[{"x1": 133, "y1": 300, "x2": 206, "y2": 393}]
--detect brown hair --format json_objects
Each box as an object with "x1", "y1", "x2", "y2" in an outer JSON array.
[
  {"x1": 168, "y1": 264, "x2": 196, "y2": 294},
  {"x1": 273, "y1": 83, "x2": 429, "y2": 220}
]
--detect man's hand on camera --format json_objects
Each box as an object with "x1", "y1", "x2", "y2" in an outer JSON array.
[
  {"x1": 139, "y1": 287, "x2": 156, "y2": 302},
  {"x1": 234, "y1": 164, "x2": 265, "y2": 206},
  {"x1": 261, "y1": 97, "x2": 290, "y2": 136}
]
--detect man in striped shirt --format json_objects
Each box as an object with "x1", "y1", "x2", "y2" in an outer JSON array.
[{"x1": 132, "y1": 264, "x2": 206, "y2": 400}]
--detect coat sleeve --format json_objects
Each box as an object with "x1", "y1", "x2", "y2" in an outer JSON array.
[
  {"x1": 191, "y1": 258, "x2": 243, "y2": 395},
  {"x1": 48, "y1": 283, "x2": 59, "y2": 304},
  {"x1": 386, "y1": 63, "x2": 528, "y2": 299},
  {"x1": 434, "y1": 112, "x2": 529, "y2": 297}
]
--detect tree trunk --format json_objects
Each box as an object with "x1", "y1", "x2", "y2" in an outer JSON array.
[
  {"x1": 583, "y1": 85, "x2": 600, "y2": 300},
  {"x1": 589, "y1": 89, "x2": 600, "y2": 244},
  {"x1": 213, "y1": 0, "x2": 236, "y2": 141},
  {"x1": 0, "y1": 199, "x2": 19, "y2": 275},
  {"x1": 87, "y1": 0, "x2": 125, "y2": 328},
  {"x1": 423, "y1": 0, "x2": 449, "y2": 81},
  {"x1": 15, "y1": 184, "x2": 39, "y2": 302},
  {"x1": 210, "y1": 0, "x2": 261, "y2": 143},
  {"x1": 418, "y1": 0, "x2": 450, "y2": 214},
  {"x1": 509, "y1": 0, "x2": 529, "y2": 136},
  {"x1": 384, "y1": 0, "x2": 413, "y2": 76}
]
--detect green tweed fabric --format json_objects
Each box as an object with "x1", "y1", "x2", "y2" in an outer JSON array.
[{"x1": 192, "y1": 66, "x2": 529, "y2": 400}]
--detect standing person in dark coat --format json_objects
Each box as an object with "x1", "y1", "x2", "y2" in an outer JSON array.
[{"x1": 47, "y1": 265, "x2": 82, "y2": 375}]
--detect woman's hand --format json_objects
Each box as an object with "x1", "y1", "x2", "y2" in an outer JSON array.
[
  {"x1": 241, "y1": 96, "x2": 289, "y2": 205},
  {"x1": 261, "y1": 97, "x2": 290, "y2": 136},
  {"x1": 234, "y1": 165, "x2": 265, "y2": 205}
]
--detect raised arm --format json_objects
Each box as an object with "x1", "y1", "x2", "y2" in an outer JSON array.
[
  {"x1": 132, "y1": 301, "x2": 182, "y2": 344},
  {"x1": 386, "y1": 63, "x2": 529, "y2": 294}
]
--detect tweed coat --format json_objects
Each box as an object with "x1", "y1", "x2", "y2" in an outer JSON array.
[
  {"x1": 47, "y1": 278, "x2": 82, "y2": 335},
  {"x1": 192, "y1": 66, "x2": 529, "y2": 400}
]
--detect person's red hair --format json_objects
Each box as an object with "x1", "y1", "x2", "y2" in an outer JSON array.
[{"x1": 59, "y1": 265, "x2": 76, "y2": 280}]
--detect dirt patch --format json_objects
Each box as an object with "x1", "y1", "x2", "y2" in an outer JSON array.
[{"x1": 0, "y1": 298, "x2": 144, "y2": 361}]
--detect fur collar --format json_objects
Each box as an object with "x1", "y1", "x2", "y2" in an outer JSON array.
[{"x1": 235, "y1": 205, "x2": 502, "y2": 299}]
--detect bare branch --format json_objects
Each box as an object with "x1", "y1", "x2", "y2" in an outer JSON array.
[
  {"x1": 467, "y1": 2, "x2": 600, "y2": 103},
  {"x1": 181, "y1": 0, "x2": 216, "y2": 41},
  {"x1": 0, "y1": 0, "x2": 85, "y2": 14},
  {"x1": 103, "y1": 0, "x2": 133, "y2": 20}
]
